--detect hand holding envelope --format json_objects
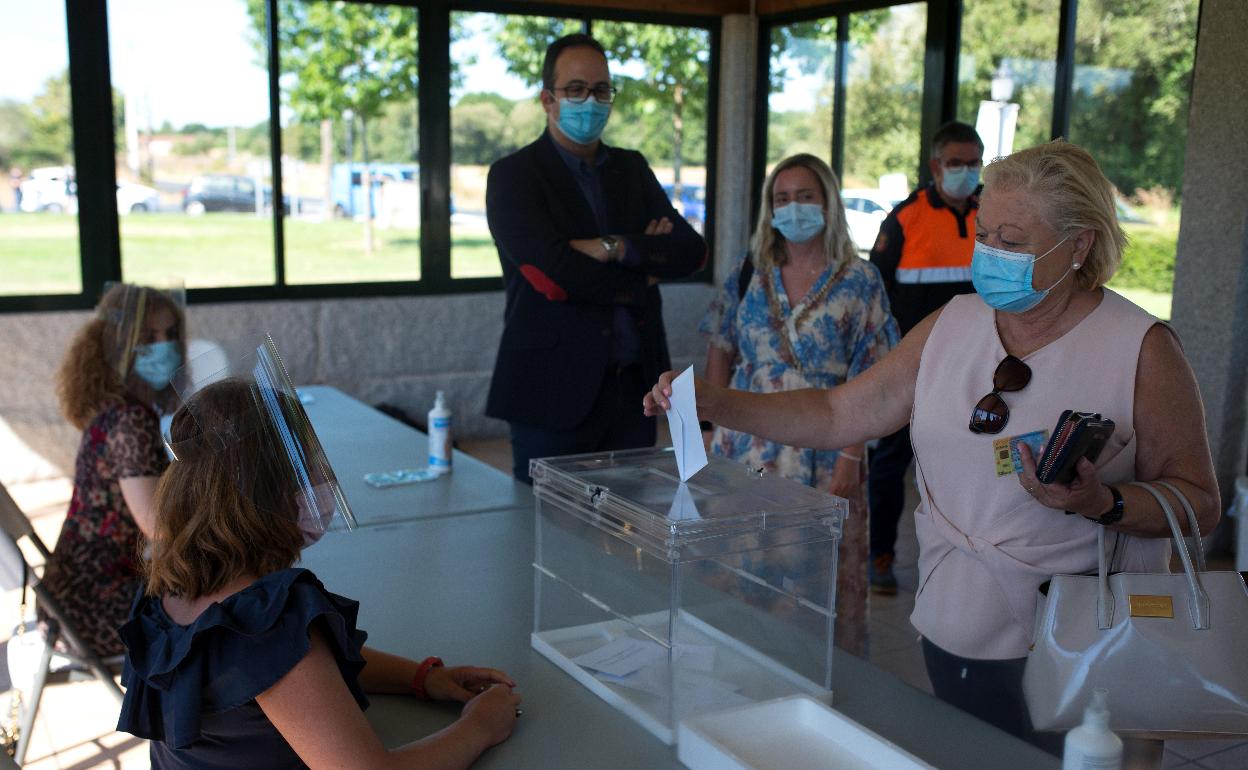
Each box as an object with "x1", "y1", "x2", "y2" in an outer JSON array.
[{"x1": 663, "y1": 366, "x2": 709, "y2": 482}]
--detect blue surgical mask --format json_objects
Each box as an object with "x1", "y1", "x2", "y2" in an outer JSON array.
[
  {"x1": 557, "y1": 98, "x2": 611, "y2": 145},
  {"x1": 132, "y1": 340, "x2": 181, "y2": 390},
  {"x1": 940, "y1": 166, "x2": 981, "y2": 199},
  {"x1": 971, "y1": 236, "x2": 1072, "y2": 313},
  {"x1": 772, "y1": 202, "x2": 825, "y2": 244}
]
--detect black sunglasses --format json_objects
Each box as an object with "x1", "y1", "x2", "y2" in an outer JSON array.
[{"x1": 968, "y1": 354, "x2": 1032, "y2": 434}]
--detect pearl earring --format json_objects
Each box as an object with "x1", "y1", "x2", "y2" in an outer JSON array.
[{"x1": 1072, "y1": 262, "x2": 1081, "y2": 269}]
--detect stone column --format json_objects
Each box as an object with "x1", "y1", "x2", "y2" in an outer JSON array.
[
  {"x1": 1169, "y1": 0, "x2": 1248, "y2": 520},
  {"x1": 713, "y1": 14, "x2": 759, "y2": 287}
]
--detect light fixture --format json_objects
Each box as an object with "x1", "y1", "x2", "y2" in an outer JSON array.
[{"x1": 991, "y1": 61, "x2": 1015, "y2": 103}]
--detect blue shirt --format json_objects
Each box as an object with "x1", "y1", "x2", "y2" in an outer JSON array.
[{"x1": 551, "y1": 139, "x2": 642, "y2": 366}]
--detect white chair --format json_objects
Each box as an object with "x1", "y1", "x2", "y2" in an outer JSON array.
[{"x1": 0, "y1": 482, "x2": 123, "y2": 765}]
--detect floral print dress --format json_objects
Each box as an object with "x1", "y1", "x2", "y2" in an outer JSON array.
[
  {"x1": 700, "y1": 253, "x2": 899, "y2": 656},
  {"x1": 40, "y1": 401, "x2": 166, "y2": 657}
]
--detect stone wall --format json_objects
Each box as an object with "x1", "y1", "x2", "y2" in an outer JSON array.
[{"x1": 0, "y1": 283, "x2": 715, "y2": 485}]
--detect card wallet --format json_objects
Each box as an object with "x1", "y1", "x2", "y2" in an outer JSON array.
[{"x1": 1037, "y1": 410, "x2": 1116, "y2": 485}]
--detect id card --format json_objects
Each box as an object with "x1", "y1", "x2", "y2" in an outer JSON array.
[{"x1": 993, "y1": 430, "x2": 1049, "y2": 477}]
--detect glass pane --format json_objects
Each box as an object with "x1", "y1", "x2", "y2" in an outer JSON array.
[
  {"x1": 1070, "y1": 0, "x2": 1199, "y2": 321},
  {"x1": 449, "y1": 13, "x2": 580, "y2": 279},
  {"x1": 842, "y1": 4, "x2": 927, "y2": 251},
  {"x1": 767, "y1": 19, "x2": 836, "y2": 170},
  {"x1": 0, "y1": 0, "x2": 81, "y2": 296},
  {"x1": 280, "y1": 0, "x2": 419, "y2": 285},
  {"x1": 109, "y1": 0, "x2": 275, "y2": 289},
  {"x1": 958, "y1": 0, "x2": 1059, "y2": 158},
  {"x1": 598, "y1": 21, "x2": 712, "y2": 236}
]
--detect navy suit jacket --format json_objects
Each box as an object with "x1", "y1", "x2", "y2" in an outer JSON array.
[{"x1": 485, "y1": 131, "x2": 706, "y2": 431}]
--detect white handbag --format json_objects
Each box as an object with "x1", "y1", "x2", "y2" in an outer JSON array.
[{"x1": 1023, "y1": 481, "x2": 1248, "y2": 739}]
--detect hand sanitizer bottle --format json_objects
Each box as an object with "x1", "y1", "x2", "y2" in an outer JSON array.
[
  {"x1": 428, "y1": 390, "x2": 452, "y2": 475},
  {"x1": 1063, "y1": 688, "x2": 1122, "y2": 770}
]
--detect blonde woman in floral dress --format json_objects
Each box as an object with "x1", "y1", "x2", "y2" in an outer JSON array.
[{"x1": 700, "y1": 154, "x2": 898, "y2": 655}]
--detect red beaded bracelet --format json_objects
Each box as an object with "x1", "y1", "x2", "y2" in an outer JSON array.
[{"x1": 411, "y1": 656, "x2": 444, "y2": 700}]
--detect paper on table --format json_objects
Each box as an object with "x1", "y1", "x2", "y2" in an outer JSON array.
[
  {"x1": 572, "y1": 637, "x2": 668, "y2": 678},
  {"x1": 664, "y1": 365, "x2": 708, "y2": 482}
]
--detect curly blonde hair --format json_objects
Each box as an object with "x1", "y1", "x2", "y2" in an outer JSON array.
[{"x1": 56, "y1": 284, "x2": 185, "y2": 430}]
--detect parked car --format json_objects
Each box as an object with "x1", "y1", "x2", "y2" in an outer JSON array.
[
  {"x1": 182, "y1": 174, "x2": 287, "y2": 215},
  {"x1": 841, "y1": 188, "x2": 903, "y2": 252},
  {"x1": 117, "y1": 182, "x2": 160, "y2": 214},
  {"x1": 661, "y1": 182, "x2": 706, "y2": 233},
  {"x1": 17, "y1": 166, "x2": 160, "y2": 214},
  {"x1": 18, "y1": 166, "x2": 75, "y2": 213}
]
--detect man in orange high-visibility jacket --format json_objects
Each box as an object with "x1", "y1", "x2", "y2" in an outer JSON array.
[{"x1": 867, "y1": 121, "x2": 984, "y2": 594}]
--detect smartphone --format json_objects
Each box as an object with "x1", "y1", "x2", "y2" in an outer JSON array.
[{"x1": 1037, "y1": 411, "x2": 1115, "y2": 485}]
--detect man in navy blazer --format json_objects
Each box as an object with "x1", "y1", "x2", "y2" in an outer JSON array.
[{"x1": 486, "y1": 33, "x2": 706, "y2": 482}]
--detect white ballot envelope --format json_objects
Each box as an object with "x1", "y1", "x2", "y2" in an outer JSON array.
[{"x1": 663, "y1": 366, "x2": 708, "y2": 482}]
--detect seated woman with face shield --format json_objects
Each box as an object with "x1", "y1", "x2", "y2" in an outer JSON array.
[
  {"x1": 116, "y1": 337, "x2": 522, "y2": 769},
  {"x1": 41, "y1": 283, "x2": 186, "y2": 657}
]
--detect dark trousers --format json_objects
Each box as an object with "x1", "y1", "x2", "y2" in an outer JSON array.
[
  {"x1": 868, "y1": 424, "x2": 913, "y2": 558},
  {"x1": 921, "y1": 637, "x2": 1063, "y2": 757},
  {"x1": 509, "y1": 364, "x2": 656, "y2": 484}
]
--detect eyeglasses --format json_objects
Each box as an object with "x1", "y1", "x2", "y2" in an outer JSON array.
[
  {"x1": 552, "y1": 83, "x2": 618, "y2": 104},
  {"x1": 968, "y1": 354, "x2": 1032, "y2": 434}
]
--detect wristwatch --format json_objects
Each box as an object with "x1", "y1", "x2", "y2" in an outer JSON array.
[
  {"x1": 600, "y1": 236, "x2": 620, "y2": 261},
  {"x1": 1092, "y1": 484, "x2": 1125, "y2": 526}
]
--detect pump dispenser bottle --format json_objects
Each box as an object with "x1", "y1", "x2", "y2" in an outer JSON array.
[
  {"x1": 428, "y1": 390, "x2": 452, "y2": 475},
  {"x1": 1063, "y1": 688, "x2": 1123, "y2": 770}
]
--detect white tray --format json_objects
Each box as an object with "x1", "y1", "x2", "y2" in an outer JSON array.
[{"x1": 677, "y1": 695, "x2": 937, "y2": 770}]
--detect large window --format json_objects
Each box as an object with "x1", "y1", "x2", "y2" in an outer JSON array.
[
  {"x1": 1068, "y1": 0, "x2": 1199, "y2": 320},
  {"x1": 449, "y1": 12, "x2": 580, "y2": 279},
  {"x1": 0, "y1": 0, "x2": 81, "y2": 296},
  {"x1": 279, "y1": 1, "x2": 420, "y2": 285},
  {"x1": 599, "y1": 21, "x2": 712, "y2": 236},
  {"x1": 108, "y1": 0, "x2": 275, "y2": 289},
  {"x1": 767, "y1": 19, "x2": 836, "y2": 170},
  {"x1": 957, "y1": 0, "x2": 1059, "y2": 158}
]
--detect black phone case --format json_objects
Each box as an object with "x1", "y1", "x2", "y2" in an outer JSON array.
[{"x1": 1037, "y1": 410, "x2": 1116, "y2": 485}]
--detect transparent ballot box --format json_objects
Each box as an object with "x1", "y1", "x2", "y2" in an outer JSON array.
[{"x1": 530, "y1": 448, "x2": 847, "y2": 744}]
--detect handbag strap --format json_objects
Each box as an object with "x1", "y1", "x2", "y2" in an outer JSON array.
[
  {"x1": 1154, "y1": 479, "x2": 1206, "y2": 572},
  {"x1": 1127, "y1": 481, "x2": 1211, "y2": 630}
]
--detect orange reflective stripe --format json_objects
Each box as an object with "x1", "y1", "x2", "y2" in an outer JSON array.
[{"x1": 896, "y1": 265, "x2": 973, "y2": 284}]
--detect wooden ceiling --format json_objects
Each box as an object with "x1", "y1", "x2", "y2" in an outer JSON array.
[{"x1": 490, "y1": 0, "x2": 849, "y2": 18}]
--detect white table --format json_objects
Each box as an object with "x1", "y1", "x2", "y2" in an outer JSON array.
[{"x1": 300, "y1": 387, "x2": 1059, "y2": 769}]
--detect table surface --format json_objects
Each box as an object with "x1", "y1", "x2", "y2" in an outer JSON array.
[
  {"x1": 301, "y1": 385, "x2": 531, "y2": 527},
  {"x1": 302, "y1": 386, "x2": 1059, "y2": 769}
]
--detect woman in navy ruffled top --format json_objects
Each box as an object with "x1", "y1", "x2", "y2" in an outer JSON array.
[{"x1": 116, "y1": 377, "x2": 522, "y2": 768}]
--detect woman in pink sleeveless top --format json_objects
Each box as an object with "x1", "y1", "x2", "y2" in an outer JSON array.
[{"x1": 646, "y1": 141, "x2": 1219, "y2": 752}]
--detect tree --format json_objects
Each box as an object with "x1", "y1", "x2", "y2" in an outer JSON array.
[{"x1": 246, "y1": 0, "x2": 418, "y2": 250}]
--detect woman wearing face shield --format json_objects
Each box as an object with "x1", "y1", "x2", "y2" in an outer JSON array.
[
  {"x1": 40, "y1": 283, "x2": 185, "y2": 657},
  {"x1": 698, "y1": 154, "x2": 899, "y2": 656},
  {"x1": 116, "y1": 374, "x2": 521, "y2": 769},
  {"x1": 651, "y1": 141, "x2": 1219, "y2": 754}
]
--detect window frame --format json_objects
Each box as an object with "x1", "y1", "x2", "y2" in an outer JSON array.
[{"x1": 0, "y1": 0, "x2": 719, "y2": 312}]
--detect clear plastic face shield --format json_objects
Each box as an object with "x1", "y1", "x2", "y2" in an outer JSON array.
[
  {"x1": 164, "y1": 334, "x2": 357, "y2": 546},
  {"x1": 96, "y1": 282, "x2": 188, "y2": 396}
]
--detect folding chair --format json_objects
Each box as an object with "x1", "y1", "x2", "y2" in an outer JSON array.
[{"x1": 0, "y1": 482, "x2": 124, "y2": 766}]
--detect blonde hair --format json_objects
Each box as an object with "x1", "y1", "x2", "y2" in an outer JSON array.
[
  {"x1": 56, "y1": 284, "x2": 185, "y2": 430},
  {"x1": 982, "y1": 140, "x2": 1126, "y2": 290},
  {"x1": 146, "y1": 378, "x2": 304, "y2": 599},
  {"x1": 750, "y1": 154, "x2": 857, "y2": 274}
]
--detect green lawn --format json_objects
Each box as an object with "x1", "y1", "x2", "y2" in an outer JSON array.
[{"x1": 1, "y1": 213, "x2": 502, "y2": 295}]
